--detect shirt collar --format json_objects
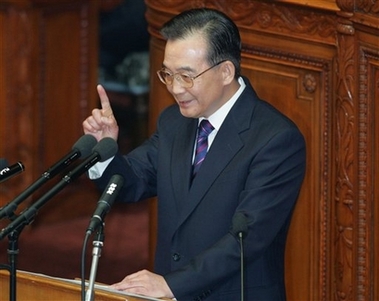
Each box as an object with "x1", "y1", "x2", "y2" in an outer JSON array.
[{"x1": 199, "y1": 77, "x2": 246, "y2": 131}]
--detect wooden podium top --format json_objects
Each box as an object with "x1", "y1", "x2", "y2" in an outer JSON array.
[{"x1": 0, "y1": 269, "x2": 168, "y2": 301}]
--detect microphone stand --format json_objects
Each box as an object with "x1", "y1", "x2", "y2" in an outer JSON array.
[
  {"x1": 0, "y1": 227, "x2": 25, "y2": 301},
  {"x1": 85, "y1": 224, "x2": 105, "y2": 301},
  {"x1": 238, "y1": 232, "x2": 245, "y2": 301}
]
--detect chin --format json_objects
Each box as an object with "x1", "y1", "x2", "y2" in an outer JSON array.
[{"x1": 179, "y1": 108, "x2": 197, "y2": 119}]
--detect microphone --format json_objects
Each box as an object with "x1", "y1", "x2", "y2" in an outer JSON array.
[
  {"x1": 62, "y1": 137, "x2": 118, "y2": 183},
  {"x1": 0, "y1": 161, "x2": 25, "y2": 183},
  {"x1": 232, "y1": 212, "x2": 248, "y2": 301},
  {"x1": 86, "y1": 174, "x2": 124, "y2": 235},
  {"x1": 0, "y1": 135, "x2": 97, "y2": 220},
  {"x1": 233, "y1": 212, "x2": 248, "y2": 239},
  {"x1": 43, "y1": 134, "x2": 98, "y2": 179},
  {"x1": 0, "y1": 137, "x2": 118, "y2": 240}
]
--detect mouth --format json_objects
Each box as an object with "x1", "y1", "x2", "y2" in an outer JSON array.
[{"x1": 177, "y1": 99, "x2": 194, "y2": 107}]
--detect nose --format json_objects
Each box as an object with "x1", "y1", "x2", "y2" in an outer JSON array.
[{"x1": 170, "y1": 77, "x2": 186, "y2": 94}]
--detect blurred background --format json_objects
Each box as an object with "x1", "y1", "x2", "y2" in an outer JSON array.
[{"x1": 0, "y1": 0, "x2": 150, "y2": 284}]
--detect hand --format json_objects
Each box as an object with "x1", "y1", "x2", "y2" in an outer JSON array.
[
  {"x1": 82, "y1": 84, "x2": 119, "y2": 142},
  {"x1": 110, "y1": 269, "x2": 175, "y2": 299}
]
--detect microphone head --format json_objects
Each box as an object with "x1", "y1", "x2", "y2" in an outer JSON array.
[
  {"x1": 0, "y1": 158, "x2": 9, "y2": 169},
  {"x1": 93, "y1": 137, "x2": 118, "y2": 162},
  {"x1": 102, "y1": 174, "x2": 124, "y2": 207},
  {"x1": 72, "y1": 135, "x2": 98, "y2": 158},
  {"x1": 232, "y1": 212, "x2": 248, "y2": 238}
]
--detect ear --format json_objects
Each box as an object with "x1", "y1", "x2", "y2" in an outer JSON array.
[{"x1": 221, "y1": 61, "x2": 236, "y2": 85}]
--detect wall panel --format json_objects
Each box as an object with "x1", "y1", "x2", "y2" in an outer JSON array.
[
  {"x1": 0, "y1": 0, "x2": 99, "y2": 225},
  {"x1": 145, "y1": 0, "x2": 379, "y2": 300}
]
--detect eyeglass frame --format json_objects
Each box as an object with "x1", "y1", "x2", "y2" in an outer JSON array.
[{"x1": 156, "y1": 60, "x2": 227, "y2": 88}]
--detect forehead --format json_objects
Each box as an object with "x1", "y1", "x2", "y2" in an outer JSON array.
[{"x1": 163, "y1": 34, "x2": 209, "y2": 70}]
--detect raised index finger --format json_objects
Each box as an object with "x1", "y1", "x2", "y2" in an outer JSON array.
[{"x1": 97, "y1": 84, "x2": 113, "y2": 117}]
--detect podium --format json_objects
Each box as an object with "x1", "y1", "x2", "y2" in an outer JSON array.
[{"x1": 0, "y1": 270, "x2": 164, "y2": 301}]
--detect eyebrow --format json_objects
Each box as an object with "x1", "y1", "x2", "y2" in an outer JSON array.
[{"x1": 162, "y1": 64, "x2": 196, "y2": 74}]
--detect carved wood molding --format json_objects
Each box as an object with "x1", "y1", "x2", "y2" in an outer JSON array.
[
  {"x1": 335, "y1": 0, "x2": 354, "y2": 12},
  {"x1": 234, "y1": 2, "x2": 337, "y2": 44},
  {"x1": 334, "y1": 26, "x2": 355, "y2": 301},
  {"x1": 334, "y1": 4, "x2": 378, "y2": 299},
  {"x1": 336, "y1": 0, "x2": 379, "y2": 14},
  {"x1": 146, "y1": 0, "x2": 338, "y2": 45},
  {"x1": 355, "y1": 45, "x2": 378, "y2": 301}
]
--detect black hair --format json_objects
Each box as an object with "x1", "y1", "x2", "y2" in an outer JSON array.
[{"x1": 160, "y1": 8, "x2": 241, "y2": 78}]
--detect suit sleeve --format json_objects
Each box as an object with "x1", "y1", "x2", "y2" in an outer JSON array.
[{"x1": 94, "y1": 131, "x2": 159, "y2": 203}]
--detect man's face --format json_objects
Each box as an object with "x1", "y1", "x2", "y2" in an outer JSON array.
[{"x1": 162, "y1": 34, "x2": 228, "y2": 119}]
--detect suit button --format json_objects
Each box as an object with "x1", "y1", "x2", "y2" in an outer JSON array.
[{"x1": 172, "y1": 253, "x2": 181, "y2": 261}]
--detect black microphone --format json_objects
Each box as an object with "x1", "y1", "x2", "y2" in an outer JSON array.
[
  {"x1": 0, "y1": 135, "x2": 97, "y2": 220},
  {"x1": 232, "y1": 212, "x2": 248, "y2": 301},
  {"x1": 62, "y1": 137, "x2": 118, "y2": 184},
  {"x1": 0, "y1": 158, "x2": 8, "y2": 169},
  {"x1": 0, "y1": 137, "x2": 118, "y2": 240},
  {"x1": 86, "y1": 174, "x2": 124, "y2": 235},
  {"x1": 233, "y1": 212, "x2": 248, "y2": 239},
  {"x1": 43, "y1": 134, "x2": 98, "y2": 179},
  {"x1": 0, "y1": 161, "x2": 25, "y2": 183}
]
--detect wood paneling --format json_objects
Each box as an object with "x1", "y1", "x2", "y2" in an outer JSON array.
[
  {"x1": 145, "y1": 0, "x2": 379, "y2": 300},
  {"x1": 0, "y1": 0, "x2": 100, "y2": 223}
]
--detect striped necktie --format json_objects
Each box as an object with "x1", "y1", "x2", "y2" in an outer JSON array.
[{"x1": 192, "y1": 119, "x2": 214, "y2": 177}]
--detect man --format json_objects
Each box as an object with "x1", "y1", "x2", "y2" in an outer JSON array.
[{"x1": 83, "y1": 8, "x2": 306, "y2": 301}]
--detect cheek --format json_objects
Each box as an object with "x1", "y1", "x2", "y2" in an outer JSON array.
[
  {"x1": 197, "y1": 85, "x2": 220, "y2": 104},
  {"x1": 193, "y1": 93, "x2": 218, "y2": 117}
]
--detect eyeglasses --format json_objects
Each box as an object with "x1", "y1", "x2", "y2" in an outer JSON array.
[{"x1": 157, "y1": 60, "x2": 226, "y2": 88}]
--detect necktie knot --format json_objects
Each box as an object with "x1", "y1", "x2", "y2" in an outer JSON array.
[{"x1": 198, "y1": 119, "x2": 214, "y2": 138}]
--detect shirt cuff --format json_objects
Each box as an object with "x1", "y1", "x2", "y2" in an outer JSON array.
[{"x1": 88, "y1": 157, "x2": 114, "y2": 179}]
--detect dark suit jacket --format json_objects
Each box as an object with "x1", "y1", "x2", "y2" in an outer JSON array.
[{"x1": 96, "y1": 78, "x2": 306, "y2": 301}]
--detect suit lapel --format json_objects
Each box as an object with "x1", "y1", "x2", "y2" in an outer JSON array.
[
  {"x1": 177, "y1": 93, "x2": 254, "y2": 226},
  {"x1": 170, "y1": 119, "x2": 198, "y2": 208}
]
